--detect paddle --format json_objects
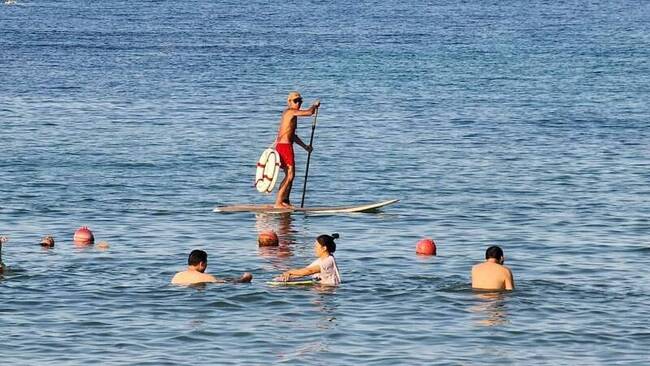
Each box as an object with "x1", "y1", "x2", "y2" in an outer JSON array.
[{"x1": 300, "y1": 108, "x2": 319, "y2": 208}]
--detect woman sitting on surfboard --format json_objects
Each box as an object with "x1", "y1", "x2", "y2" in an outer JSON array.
[
  {"x1": 277, "y1": 233, "x2": 341, "y2": 286},
  {"x1": 274, "y1": 91, "x2": 320, "y2": 208}
]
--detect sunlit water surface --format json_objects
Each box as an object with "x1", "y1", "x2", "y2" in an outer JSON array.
[{"x1": 1, "y1": 0, "x2": 649, "y2": 364}]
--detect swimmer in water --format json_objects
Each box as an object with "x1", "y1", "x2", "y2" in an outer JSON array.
[
  {"x1": 277, "y1": 233, "x2": 341, "y2": 286},
  {"x1": 471, "y1": 245, "x2": 515, "y2": 291},
  {"x1": 40, "y1": 235, "x2": 55, "y2": 248},
  {"x1": 0, "y1": 236, "x2": 8, "y2": 273},
  {"x1": 171, "y1": 249, "x2": 253, "y2": 285}
]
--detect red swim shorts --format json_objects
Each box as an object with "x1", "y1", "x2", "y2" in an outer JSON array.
[{"x1": 275, "y1": 143, "x2": 295, "y2": 168}]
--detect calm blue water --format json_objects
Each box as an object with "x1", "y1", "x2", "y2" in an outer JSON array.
[{"x1": 1, "y1": 0, "x2": 649, "y2": 364}]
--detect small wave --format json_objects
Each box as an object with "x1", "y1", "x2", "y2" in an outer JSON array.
[{"x1": 625, "y1": 246, "x2": 650, "y2": 253}]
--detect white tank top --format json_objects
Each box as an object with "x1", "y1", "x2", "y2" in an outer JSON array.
[{"x1": 309, "y1": 255, "x2": 341, "y2": 286}]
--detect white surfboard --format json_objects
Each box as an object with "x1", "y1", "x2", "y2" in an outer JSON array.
[
  {"x1": 255, "y1": 148, "x2": 281, "y2": 193},
  {"x1": 267, "y1": 280, "x2": 317, "y2": 286},
  {"x1": 213, "y1": 199, "x2": 399, "y2": 214}
]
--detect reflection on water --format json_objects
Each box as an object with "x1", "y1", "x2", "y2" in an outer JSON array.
[
  {"x1": 256, "y1": 213, "x2": 296, "y2": 260},
  {"x1": 73, "y1": 242, "x2": 95, "y2": 250},
  {"x1": 276, "y1": 340, "x2": 328, "y2": 363},
  {"x1": 255, "y1": 213, "x2": 297, "y2": 245},
  {"x1": 258, "y1": 245, "x2": 292, "y2": 259},
  {"x1": 186, "y1": 282, "x2": 209, "y2": 291},
  {"x1": 188, "y1": 318, "x2": 206, "y2": 330},
  {"x1": 470, "y1": 291, "x2": 510, "y2": 327},
  {"x1": 312, "y1": 291, "x2": 339, "y2": 327},
  {"x1": 273, "y1": 291, "x2": 338, "y2": 362},
  {"x1": 2, "y1": 0, "x2": 650, "y2": 363}
]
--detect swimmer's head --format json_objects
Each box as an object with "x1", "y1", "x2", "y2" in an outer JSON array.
[
  {"x1": 40, "y1": 235, "x2": 55, "y2": 248},
  {"x1": 315, "y1": 233, "x2": 339, "y2": 255},
  {"x1": 485, "y1": 245, "x2": 504, "y2": 263},
  {"x1": 188, "y1": 249, "x2": 208, "y2": 272}
]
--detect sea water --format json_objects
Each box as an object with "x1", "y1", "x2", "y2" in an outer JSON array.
[{"x1": 1, "y1": 0, "x2": 649, "y2": 364}]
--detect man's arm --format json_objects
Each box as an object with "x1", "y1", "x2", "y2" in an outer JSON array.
[
  {"x1": 218, "y1": 272, "x2": 253, "y2": 283},
  {"x1": 288, "y1": 102, "x2": 320, "y2": 117},
  {"x1": 294, "y1": 135, "x2": 312, "y2": 152},
  {"x1": 205, "y1": 274, "x2": 225, "y2": 283}
]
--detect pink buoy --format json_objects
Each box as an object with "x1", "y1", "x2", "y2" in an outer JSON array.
[
  {"x1": 416, "y1": 238, "x2": 437, "y2": 256},
  {"x1": 258, "y1": 230, "x2": 279, "y2": 247},
  {"x1": 74, "y1": 226, "x2": 95, "y2": 245}
]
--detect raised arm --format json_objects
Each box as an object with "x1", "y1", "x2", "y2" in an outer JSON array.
[{"x1": 289, "y1": 101, "x2": 320, "y2": 117}]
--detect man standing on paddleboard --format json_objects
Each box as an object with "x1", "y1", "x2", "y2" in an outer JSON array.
[{"x1": 274, "y1": 91, "x2": 320, "y2": 208}]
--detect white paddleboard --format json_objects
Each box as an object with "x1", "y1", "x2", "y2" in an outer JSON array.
[
  {"x1": 255, "y1": 148, "x2": 281, "y2": 193},
  {"x1": 267, "y1": 280, "x2": 317, "y2": 286},
  {"x1": 213, "y1": 199, "x2": 399, "y2": 214}
]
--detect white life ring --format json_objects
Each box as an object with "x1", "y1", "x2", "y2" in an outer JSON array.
[{"x1": 255, "y1": 148, "x2": 281, "y2": 193}]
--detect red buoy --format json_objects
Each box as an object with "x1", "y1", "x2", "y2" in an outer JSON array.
[
  {"x1": 74, "y1": 226, "x2": 95, "y2": 245},
  {"x1": 258, "y1": 230, "x2": 279, "y2": 247},
  {"x1": 416, "y1": 238, "x2": 436, "y2": 256}
]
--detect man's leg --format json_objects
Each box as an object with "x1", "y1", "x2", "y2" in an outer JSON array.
[
  {"x1": 284, "y1": 168, "x2": 294, "y2": 204},
  {"x1": 283, "y1": 165, "x2": 295, "y2": 205},
  {"x1": 275, "y1": 168, "x2": 289, "y2": 207},
  {"x1": 275, "y1": 166, "x2": 295, "y2": 207}
]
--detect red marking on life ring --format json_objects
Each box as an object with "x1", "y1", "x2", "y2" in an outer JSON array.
[
  {"x1": 255, "y1": 174, "x2": 275, "y2": 184},
  {"x1": 254, "y1": 150, "x2": 280, "y2": 190}
]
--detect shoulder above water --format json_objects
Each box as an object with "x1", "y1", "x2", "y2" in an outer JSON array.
[{"x1": 171, "y1": 270, "x2": 218, "y2": 285}]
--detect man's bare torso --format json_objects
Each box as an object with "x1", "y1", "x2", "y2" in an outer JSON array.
[
  {"x1": 277, "y1": 110, "x2": 297, "y2": 144},
  {"x1": 171, "y1": 270, "x2": 218, "y2": 285}
]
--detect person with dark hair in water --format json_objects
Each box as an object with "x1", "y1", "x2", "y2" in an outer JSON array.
[
  {"x1": 40, "y1": 235, "x2": 55, "y2": 248},
  {"x1": 278, "y1": 233, "x2": 341, "y2": 285},
  {"x1": 471, "y1": 245, "x2": 515, "y2": 291},
  {"x1": 171, "y1": 249, "x2": 253, "y2": 285}
]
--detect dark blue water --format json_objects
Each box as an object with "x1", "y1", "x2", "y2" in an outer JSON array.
[{"x1": 1, "y1": 0, "x2": 649, "y2": 364}]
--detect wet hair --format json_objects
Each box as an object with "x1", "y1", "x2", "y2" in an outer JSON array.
[
  {"x1": 485, "y1": 245, "x2": 504, "y2": 260},
  {"x1": 188, "y1": 249, "x2": 208, "y2": 266},
  {"x1": 316, "y1": 233, "x2": 339, "y2": 254},
  {"x1": 40, "y1": 235, "x2": 55, "y2": 248}
]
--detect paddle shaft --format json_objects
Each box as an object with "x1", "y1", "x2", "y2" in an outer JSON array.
[{"x1": 300, "y1": 109, "x2": 318, "y2": 208}]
